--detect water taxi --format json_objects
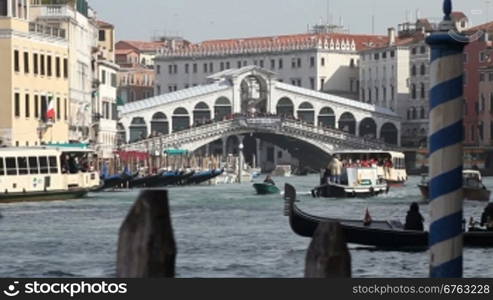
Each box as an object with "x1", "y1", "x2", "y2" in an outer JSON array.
[
  {"x1": 332, "y1": 150, "x2": 408, "y2": 186},
  {"x1": 0, "y1": 147, "x2": 101, "y2": 203},
  {"x1": 418, "y1": 170, "x2": 491, "y2": 202}
]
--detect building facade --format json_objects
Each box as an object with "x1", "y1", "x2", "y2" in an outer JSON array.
[
  {"x1": 154, "y1": 31, "x2": 389, "y2": 100},
  {"x1": 0, "y1": 0, "x2": 70, "y2": 147},
  {"x1": 30, "y1": 0, "x2": 98, "y2": 143},
  {"x1": 92, "y1": 20, "x2": 118, "y2": 159}
]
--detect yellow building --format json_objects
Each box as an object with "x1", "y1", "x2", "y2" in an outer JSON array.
[{"x1": 0, "y1": 0, "x2": 70, "y2": 147}]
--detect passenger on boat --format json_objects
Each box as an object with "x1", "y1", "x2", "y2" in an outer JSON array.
[
  {"x1": 321, "y1": 168, "x2": 331, "y2": 184},
  {"x1": 329, "y1": 156, "x2": 343, "y2": 183},
  {"x1": 404, "y1": 202, "x2": 424, "y2": 231},
  {"x1": 480, "y1": 203, "x2": 493, "y2": 231},
  {"x1": 264, "y1": 175, "x2": 276, "y2": 186}
]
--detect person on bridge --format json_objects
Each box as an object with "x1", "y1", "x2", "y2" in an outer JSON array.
[
  {"x1": 264, "y1": 175, "x2": 276, "y2": 186},
  {"x1": 404, "y1": 202, "x2": 424, "y2": 231}
]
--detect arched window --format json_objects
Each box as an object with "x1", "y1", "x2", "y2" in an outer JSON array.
[
  {"x1": 276, "y1": 97, "x2": 294, "y2": 117},
  {"x1": 297, "y1": 102, "x2": 315, "y2": 124},
  {"x1": 420, "y1": 64, "x2": 426, "y2": 75},
  {"x1": 151, "y1": 112, "x2": 169, "y2": 135},
  {"x1": 412, "y1": 107, "x2": 417, "y2": 119},
  {"x1": 172, "y1": 107, "x2": 190, "y2": 132},
  {"x1": 411, "y1": 84, "x2": 417, "y2": 99},
  {"x1": 129, "y1": 117, "x2": 147, "y2": 142},
  {"x1": 318, "y1": 107, "x2": 335, "y2": 128},
  {"x1": 420, "y1": 83, "x2": 426, "y2": 99},
  {"x1": 193, "y1": 102, "x2": 211, "y2": 125},
  {"x1": 412, "y1": 65, "x2": 417, "y2": 76},
  {"x1": 420, "y1": 107, "x2": 425, "y2": 119},
  {"x1": 214, "y1": 97, "x2": 232, "y2": 121}
]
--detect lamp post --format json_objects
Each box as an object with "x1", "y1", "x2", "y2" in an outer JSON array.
[
  {"x1": 238, "y1": 142, "x2": 244, "y2": 183},
  {"x1": 426, "y1": 0, "x2": 467, "y2": 278}
]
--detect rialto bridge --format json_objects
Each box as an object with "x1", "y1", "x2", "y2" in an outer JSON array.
[{"x1": 119, "y1": 66, "x2": 401, "y2": 170}]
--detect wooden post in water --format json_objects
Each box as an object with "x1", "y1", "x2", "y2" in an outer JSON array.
[
  {"x1": 304, "y1": 222, "x2": 351, "y2": 278},
  {"x1": 116, "y1": 190, "x2": 176, "y2": 278},
  {"x1": 426, "y1": 0, "x2": 467, "y2": 278}
]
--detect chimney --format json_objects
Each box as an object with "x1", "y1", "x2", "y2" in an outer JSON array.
[{"x1": 388, "y1": 27, "x2": 396, "y2": 45}]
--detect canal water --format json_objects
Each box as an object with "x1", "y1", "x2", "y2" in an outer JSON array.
[{"x1": 0, "y1": 175, "x2": 491, "y2": 278}]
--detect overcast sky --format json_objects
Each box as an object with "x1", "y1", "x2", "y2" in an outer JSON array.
[{"x1": 89, "y1": 0, "x2": 492, "y2": 42}]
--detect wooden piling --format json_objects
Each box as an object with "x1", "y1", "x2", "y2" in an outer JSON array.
[
  {"x1": 116, "y1": 190, "x2": 176, "y2": 278},
  {"x1": 304, "y1": 222, "x2": 351, "y2": 278}
]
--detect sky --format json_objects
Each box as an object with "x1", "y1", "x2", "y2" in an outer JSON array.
[{"x1": 89, "y1": 0, "x2": 493, "y2": 43}]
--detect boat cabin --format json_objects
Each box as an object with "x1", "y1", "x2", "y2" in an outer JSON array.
[{"x1": 333, "y1": 150, "x2": 407, "y2": 184}]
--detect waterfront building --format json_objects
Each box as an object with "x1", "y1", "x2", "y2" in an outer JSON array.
[
  {"x1": 154, "y1": 28, "x2": 389, "y2": 100},
  {"x1": 0, "y1": 0, "x2": 70, "y2": 147},
  {"x1": 115, "y1": 39, "x2": 183, "y2": 104},
  {"x1": 29, "y1": 0, "x2": 98, "y2": 143},
  {"x1": 92, "y1": 20, "x2": 118, "y2": 159}
]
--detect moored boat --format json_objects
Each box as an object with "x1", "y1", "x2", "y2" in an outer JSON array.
[
  {"x1": 418, "y1": 170, "x2": 491, "y2": 202},
  {"x1": 182, "y1": 169, "x2": 224, "y2": 185},
  {"x1": 253, "y1": 183, "x2": 280, "y2": 195},
  {"x1": 0, "y1": 147, "x2": 101, "y2": 203},
  {"x1": 284, "y1": 184, "x2": 493, "y2": 250}
]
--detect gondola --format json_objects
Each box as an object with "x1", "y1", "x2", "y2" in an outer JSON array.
[
  {"x1": 253, "y1": 183, "x2": 280, "y2": 195},
  {"x1": 99, "y1": 171, "x2": 138, "y2": 190},
  {"x1": 284, "y1": 184, "x2": 493, "y2": 250},
  {"x1": 182, "y1": 169, "x2": 224, "y2": 185}
]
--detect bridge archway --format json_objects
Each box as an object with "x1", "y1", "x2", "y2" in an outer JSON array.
[
  {"x1": 359, "y1": 118, "x2": 377, "y2": 138},
  {"x1": 193, "y1": 102, "x2": 211, "y2": 125},
  {"x1": 297, "y1": 102, "x2": 315, "y2": 124},
  {"x1": 129, "y1": 117, "x2": 147, "y2": 142},
  {"x1": 172, "y1": 107, "x2": 190, "y2": 133},
  {"x1": 241, "y1": 75, "x2": 268, "y2": 114},
  {"x1": 318, "y1": 107, "x2": 335, "y2": 128},
  {"x1": 276, "y1": 97, "x2": 294, "y2": 118},
  {"x1": 338, "y1": 112, "x2": 356, "y2": 135},
  {"x1": 380, "y1": 122, "x2": 399, "y2": 145},
  {"x1": 214, "y1": 97, "x2": 232, "y2": 121},
  {"x1": 151, "y1": 112, "x2": 169, "y2": 136}
]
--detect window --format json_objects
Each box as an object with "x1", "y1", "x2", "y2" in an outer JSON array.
[
  {"x1": 220, "y1": 62, "x2": 225, "y2": 71},
  {"x1": 420, "y1": 64, "x2": 426, "y2": 75},
  {"x1": 237, "y1": 61, "x2": 242, "y2": 69},
  {"x1": 310, "y1": 77, "x2": 315, "y2": 90},
  {"x1": 156, "y1": 65, "x2": 160, "y2": 74},
  {"x1": 17, "y1": 157, "x2": 28, "y2": 175},
  {"x1": 412, "y1": 47, "x2": 417, "y2": 55},
  {"x1": 203, "y1": 63, "x2": 208, "y2": 73},
  {"x1": 185, "y1": 64, "x2": 189, "y2": 74},
  {"x1": 374, "y1": 53, "x2": 380, "y2": 60},
  {"x1": 101, "y1": 70, "x2": 106, "y2": 84},
  {"x1": 193, "y1": 63, "x2": 197, "y2": 73},
  {"x1": 111, "y1": 73, "x2": 117, "y2": 87},
  {"x1": 390, "y1": 50, "x2": 395, "y2": 58},
  {"x1": 279, "y1": 59, "x2": 283, "y2": 69},
  {"x1": 382, "y1": 52, "x2": 387, "y2": 59},
  {"x1": 55, "y1": 57, "x2": 60, "y2": 77},
  {"x1": 310, "y1": 56, "x2": 315, "y2": 67},
  {"x1": 98, "y1": 30, "x2": 106, "y2": 41},
  {"x1": 24, "y1": 52, "x2": 29, "y2": 73},
  {"x1": 6, "y1": 157, "x2": 17, "y2": 175},
  {"x1": 14, "y1": 50, "x2": 20, "y2": 72},
  {"x1": 156, "y1": 85, "x2": 161, "y2": 95},
  {"x1": 411, "y1": 65, "x2": 417, "y2": 76},
  {"x1": 480, "y1": 73, "x2": 485, "y2": 82},
  {"x1": 57, "y1": 97, "x2": 60, "y2": 120},
  {"x1": 47, "y1": 56, "x2": 52, "y2": 76},
  {"x1": 173, "y1": 64, "x2": 178, "y2": 74},
  {"x1": 421, "y1": 83, "x2": 426, "y2": 99},
  {"x1": 209, "y1": 62, "x2": 213, "y2": 73},
  {"x1": 226, "y1": 62, "x2": 230, "y2": 69},
  {"x1": 259, "y1": 60, "x2": 264, "y2": 68},
  {"x1": 321, "y1": 57, "x2": 325, "y2": 66},
  {"x1": 63, "y1": 58, "x2": 68, "y2": 78},
  {"x1": 35, "y1": 95, "x2": 39, "y2": 118},
  {"x1": 25, "y1": 94, "x2": 29, "y2": 118},
  {"x1": 0, "y1": 158, "x2": 4, "y2": 176},
  {"x1": 40, "y1": 54, "x2": 45, "y2": 76},
  {"x1": 64, "y1": 98, "x2": 67, "y2": 120},
  {"x1": 270, "y1": 59, "x2": 275, "y2": 69},
  {"x1": 28, "y1": 157, "x2": 39, "y2": 174},
  {"x1": 411, "y1": 84, "x2": 417, "y2": 99},
  {"x1": 33, "y1": 53, "x2": 38, "y2": 75},
  {"x1": 297, "y1": 58, "x2": 301, "y2": 68},
  {"x1": 14, "y1": 93, "x2": 20, "y2": 117},
  {"x1": 49, "y1": 156, "x2": 57, "y2": 173},
  {"x1": 0, "y1": 0, "x2": 7, "y2": 16},
  {"x1": 39, "y1": 157, "x2": 48, "y2": 174}
]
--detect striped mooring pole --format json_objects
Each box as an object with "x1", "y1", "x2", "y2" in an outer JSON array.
[{"x1": 426, "y1": 0, "x2": 468, "y2": 278}]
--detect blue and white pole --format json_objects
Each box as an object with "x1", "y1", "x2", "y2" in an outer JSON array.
[{"x1": 426, "y1": 0, "x2": 467, "y2": 278}]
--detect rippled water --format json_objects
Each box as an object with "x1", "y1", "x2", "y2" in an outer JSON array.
[{"x1": 0, "y1": 175, "x2": 491, "y2": 278}]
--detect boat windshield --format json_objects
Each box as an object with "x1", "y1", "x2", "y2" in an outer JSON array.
[{"x1": 60, "y1": 151, "x2": 96, "y2": 174}]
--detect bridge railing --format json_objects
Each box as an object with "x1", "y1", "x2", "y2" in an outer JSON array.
[{"x1": 123, "y1": 116, "x2": 398, "y2": 152}]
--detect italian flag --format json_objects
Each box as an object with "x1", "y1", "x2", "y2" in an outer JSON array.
[{"x1": 47, "y1": 96, "x2": 56, "y2": 120}]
